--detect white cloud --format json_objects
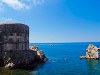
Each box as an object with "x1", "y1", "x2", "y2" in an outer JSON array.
[
  {"x1": 33, "y1": 0, "x2": 44, "y2": 5},
  {"x1": 0, "y1": 17, "x2": 26, "y2": 23},
  {"x1": 1, "y1": 0, "x2": 30, "y2": 10},
  {"x1": 0, "y1": 2, "x2": 3, "y2": 6},
  {"x1": 0, "y1": 8, "x2": 3, "y2": 12},
  {"x1": 28, "y1": 0, "x2": 45, "y2": 6},
  {"x1": 1, "y1": 17, "x2": 15, "y2": 22},
  {"x1": 0, "y1": 0, "x2": 45, "y2": 11},
  {"x1": 0, "y1": 3, "x2": 4, "y2": 12}
]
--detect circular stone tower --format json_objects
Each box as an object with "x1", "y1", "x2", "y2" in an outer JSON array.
[{"x1": 0, "y1": 23, "x2": 29, "y2": 51}]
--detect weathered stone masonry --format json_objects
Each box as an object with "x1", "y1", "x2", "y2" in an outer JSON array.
[
  {"x1": 0, "y1": 23, "x2": 48, "y2": 69},
  {"x1": 0, "y1": 23, "x2": 29, "y2": 51}
]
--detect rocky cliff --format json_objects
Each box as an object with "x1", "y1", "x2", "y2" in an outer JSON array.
[{"x1": 0, "y1": 46, "x2": 48, "y2": 69}]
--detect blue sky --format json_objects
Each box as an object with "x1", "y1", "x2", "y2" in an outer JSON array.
[{"x1": 0, "y1": 0, "x2": 100, "y2": 43}]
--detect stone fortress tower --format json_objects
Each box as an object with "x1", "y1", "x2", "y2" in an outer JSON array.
[
  {"x1": 0, "y1": 23, "x2": 48, "y2": 69},
  {"x1": 0, "y1": 23, "x2": 29, "y2": 51}
]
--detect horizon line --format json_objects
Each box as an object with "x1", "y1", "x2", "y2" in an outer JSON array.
[{"x1": 29, "y1": 42, "x2": 100, "y2": 43}]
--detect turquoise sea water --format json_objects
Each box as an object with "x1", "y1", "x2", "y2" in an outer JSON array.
[
  {"x1": 29, "y1": 42, "x2": 100, "y2": 75},
  {"x1": 1, "y1": 42, "x2": 100, "y2": 75}
]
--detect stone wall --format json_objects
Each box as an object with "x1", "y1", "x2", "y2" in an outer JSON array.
[{"x1": 0, "y1": 23, "x2": 29, "y2": 51}]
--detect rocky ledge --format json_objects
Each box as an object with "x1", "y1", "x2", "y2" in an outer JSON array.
[{"x1": 0, "y1": 46, "x2": 48, "y2": 69}]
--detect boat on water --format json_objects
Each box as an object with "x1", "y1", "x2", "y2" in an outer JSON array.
[{"x1": 48, "y1": 44, "x2": 55, "y2": 46}]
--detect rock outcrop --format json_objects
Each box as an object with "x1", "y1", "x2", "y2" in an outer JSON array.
[
  {"x1": 86, "y1": 44, "x2": 99, "y2": 59},
  {"x1": 0, "y1": 46, "x2": 48, "y2": 69},
  {"x1": 80, "y1": 44, "x2": 99, "y2": 59}
]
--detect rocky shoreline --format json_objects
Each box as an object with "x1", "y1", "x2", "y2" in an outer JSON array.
[{"x1": 0, "y1": 46, "x2": 48, "y2": 69}]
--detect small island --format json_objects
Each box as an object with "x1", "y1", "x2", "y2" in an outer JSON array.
[{"x1": 80, "y1": 44, "x2": 99, "y2": 59}]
